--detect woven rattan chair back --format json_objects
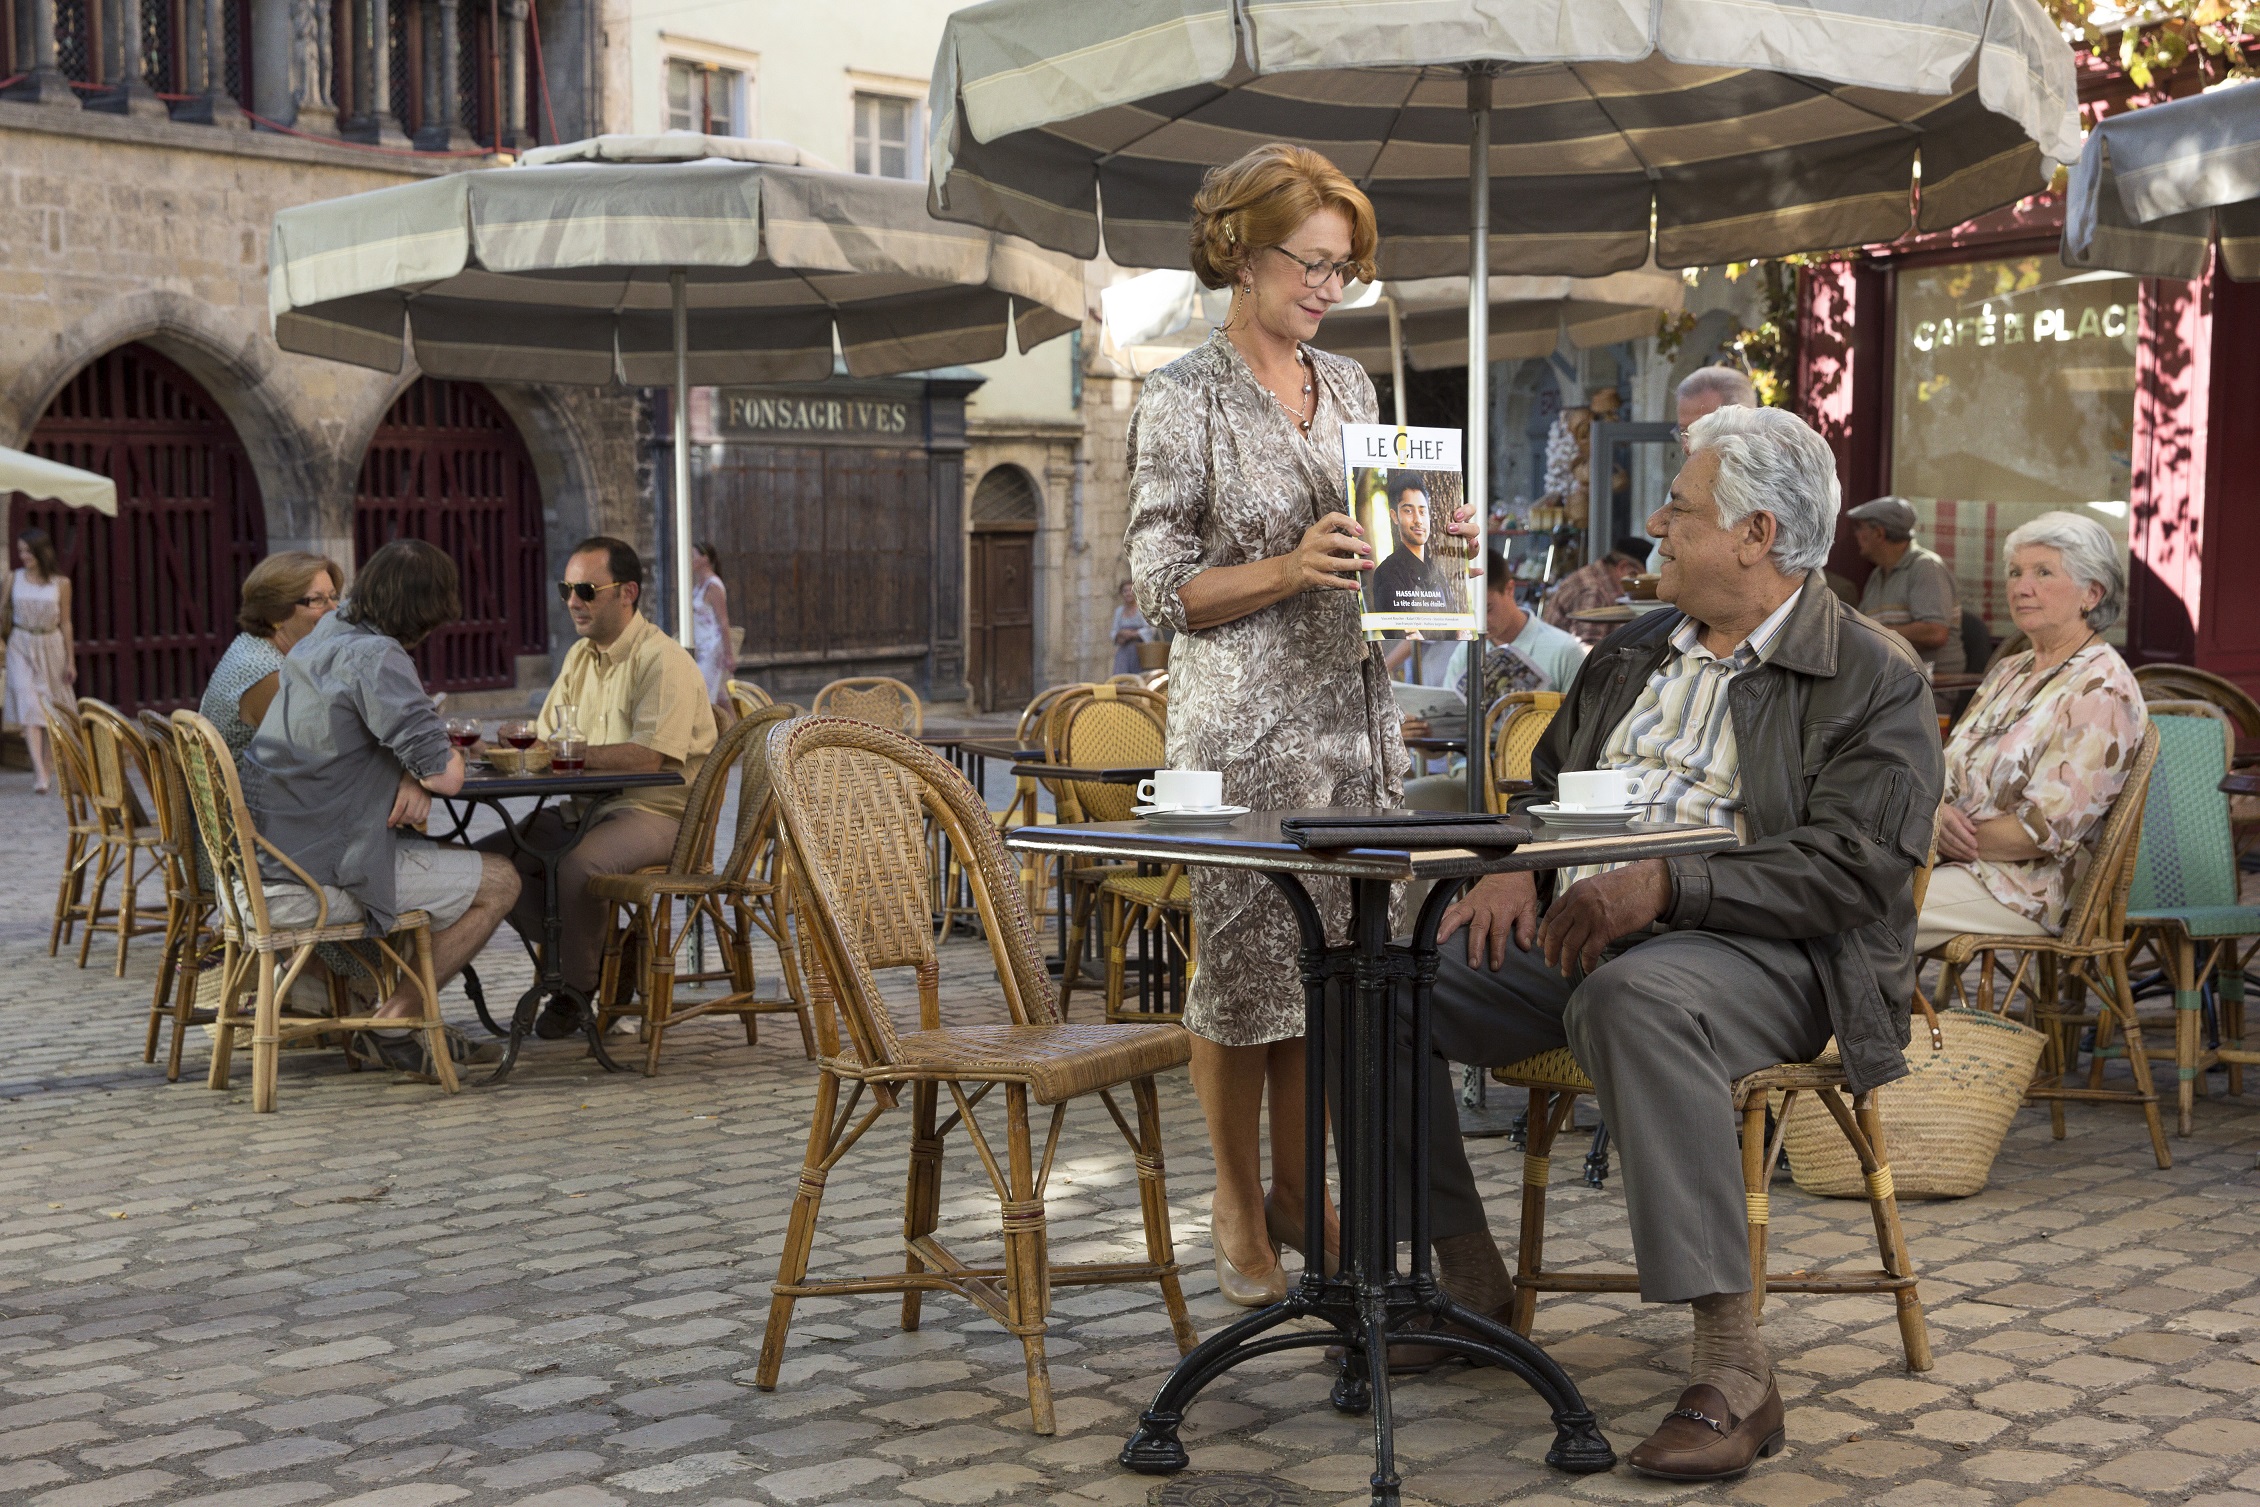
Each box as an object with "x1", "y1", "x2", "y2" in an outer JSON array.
[
  {"x1": 1052, "y1": 688, "x2": 1166, "y2": 825},
  {"x1": 78, "y1": 699, "x2": 151, "y2": 830},
  {"x1": 2135, "y1": 665, "x2": 2260, "y2": 740},
  {"x1": 713, "y1": 705, "x2": 799, "y2": 885},
  {"x1": 663, "y1": 707, "x2": 773, "y2": 878},
  {"x1": 768, "y1": 716, "x2": 1057, "y2": 1069},
  {"x1": 1484, "y1": 691, "x2": 1562, "y2": 811},
  {"x1": 725, "y1": 679, "x2": 773, "y2": 719},
  {"x1": 45, "y1": 701, "x2": 95, "y2": 818},
  {"x1": 812, "y1": 676, "x2": 924, "y2": 735},
  {"x1": 1017, "y1": 684, "x2": 1079, "y2": 745},
  {"x1": 2130, "y1": 705, "x2": 2237, "y2": 913},
  {"x1": 2053, "y1": 721, "x2": 2163, "y2": 949},
  {"x1": 171, "y1": 710, "x2": 279, "y2": 945}
]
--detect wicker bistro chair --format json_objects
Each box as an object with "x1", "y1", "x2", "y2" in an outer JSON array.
[
  {"x1": 591, "y1": 705, "x2": 813, "y2": 1072},
  {"x1": 2136, "y1": 667, "x2": 2260, "y2": 861},
  {"x1": 756, "y1": 716, "x2": 1196, "y2": 1434},
  {"x1": 75, "y1": 699, "x2": 171, "y2": 975},
  {"x1": 2120, "y1": 706, "x2": 2260, "y2": 1132},
  {"x1": 169, "y1": 711, "x2": 458, "y2": 1112},
  {"x1": 1041, "y1": 684, "x2": 1187, "y2": 1020},
  {"x1": 42, "y1": 701, "x2": 105, "y2": 958},
  {"x1": 724, "y1": 679, "x2": 773, "y2": 719},
  {"x1": 1485, "y1": 691, "x2": 1563, "y2": 811},
  {"x1": 811, "y1": 675, "x2": 924, "y2": 735},
  {"x1": 1492, "y1": 1045, "x2": 1932, "y2": 1372},
  {"x1": 1932, "y1": 723, "x2": 2167, "y2": 1165},
  {"x1": 135, "y1": 710, "x2": 221, "y2": 1081}
]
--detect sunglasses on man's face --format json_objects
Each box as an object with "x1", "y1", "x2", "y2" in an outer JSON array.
[{"x1": 557, "y1": 580, "x2": 628, "y2": 604}]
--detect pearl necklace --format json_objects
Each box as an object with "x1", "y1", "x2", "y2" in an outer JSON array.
[{"x1": 1267, "y1": 346, "x2": 1315, "y2": 434}]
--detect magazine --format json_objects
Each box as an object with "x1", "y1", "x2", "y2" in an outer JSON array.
[{"x1": 1344, "y1": 424, "x2": 1475, "y2": 641}]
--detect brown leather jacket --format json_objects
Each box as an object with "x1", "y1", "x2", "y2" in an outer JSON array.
[{"x1": 1514, "y1": 573, "x2": 1943, "y2": 1092}]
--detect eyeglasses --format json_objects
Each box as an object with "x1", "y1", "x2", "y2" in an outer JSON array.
[
  {"x1": 1268, "y1": 245, "x2": 1361, "y2": 289},
  {"x1": 294, "y1": 592, "x2": 340, "y2": 610},
  {"x1": 556, "y1": 580, "x2": 628, "y2": 604}
]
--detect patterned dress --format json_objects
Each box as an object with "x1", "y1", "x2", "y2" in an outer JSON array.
[
  {"x1": 201, "y1": 632, "x2": 288, "y2": 770},
  {"x1": 1125, "y1": 330, "x2": 1407, "y2": 1046},
  {"x1": 1941, "y1": 640, "x2": 2145, "y2": 931}
]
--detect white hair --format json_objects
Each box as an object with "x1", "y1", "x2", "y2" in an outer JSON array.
[
  {"x1": 1682, "y1": 406, "x2": 1841, "y2": 575},
  {"x1": 1676, "y1": 365, "x2": 1758, "y2": 409},
  {"x1": 2003, "y1": 511, "x2": 2125, "y2": 632}
]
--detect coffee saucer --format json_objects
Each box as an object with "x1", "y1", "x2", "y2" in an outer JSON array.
[
  {"x1": 1527, "y1": 802, "x2": 1646, "y2": 829},
  {"x1": 1133, "y1": 803, "x2": 1249, "y2": 825}
]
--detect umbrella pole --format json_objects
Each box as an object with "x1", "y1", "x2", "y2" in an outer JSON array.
[
  {"x1": 671, "y1": 268, "x2": 695, "y2": 649},
  {"x1": 1386, "y1": 294, "x2": 1407, "y2": 428},
  {"x1": 1465, "y1": 70, "x2": 1491, "y2": 815}
]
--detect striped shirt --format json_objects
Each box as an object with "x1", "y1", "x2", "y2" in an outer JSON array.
[{"x1": 1560, "y1": 588, "x2": 1802, "y2": 888}]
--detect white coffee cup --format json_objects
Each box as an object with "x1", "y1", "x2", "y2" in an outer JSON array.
[
  {"x1": 1558, "y1": 768, "x2": 1634, "y2": 812},
  {"x1": 1138, "y1": 769, "x2": 1224, "y2": 810}
]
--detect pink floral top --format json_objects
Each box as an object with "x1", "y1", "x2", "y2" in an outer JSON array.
[{"x1": 1941, "y1": 640, "x2": 2145, "y2": 931}]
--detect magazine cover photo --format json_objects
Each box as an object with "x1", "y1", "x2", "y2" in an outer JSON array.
[{"x1": 1345, "y1": 424, "x2": 1473, "y2": 639}]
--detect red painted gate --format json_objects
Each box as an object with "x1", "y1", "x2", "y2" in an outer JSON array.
[
  {"x1": 354, "y1": 379, "x2": 547, "y2": 693},
  {"x1": 8, "y1": 344, "x2": 267, "y2": 713}
]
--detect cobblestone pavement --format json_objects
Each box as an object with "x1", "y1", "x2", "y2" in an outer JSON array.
[{"x1": 3, "y1": 763, "x2": 2260, "y2": 1507}]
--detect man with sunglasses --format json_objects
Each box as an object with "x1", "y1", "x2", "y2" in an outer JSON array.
[{"x1": 478, "y1": 535, "x2": 715, "y2": 1039}]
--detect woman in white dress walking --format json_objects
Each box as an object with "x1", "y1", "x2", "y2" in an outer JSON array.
[
  {"x1": 690, "y1": 542, "x2": 734, "y2": 721},
  {"x1": 2, "y1": 528, "x2": 77, "y2": 795}
]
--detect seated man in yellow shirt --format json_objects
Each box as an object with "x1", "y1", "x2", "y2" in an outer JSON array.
[{"x1": 479, "y1": 535, "x2": 715, "y2": 1038}]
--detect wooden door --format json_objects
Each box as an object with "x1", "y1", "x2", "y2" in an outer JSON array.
[
  {"x1": 12, "y1": 343, "x2": 267, "y2": 712},
  {"x1": 355, "y1": 378, "x2": 546, "y2": 693},
  {"x1": 968, "y1": 528, "x2": 1034, "y2": 712}
]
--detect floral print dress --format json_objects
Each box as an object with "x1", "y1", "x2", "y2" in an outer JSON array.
[
  {"x1": 1125, "y1": 330, "x2": 1407, "y2": 1046},
  {"x1": 1941, "y1": 640, "x2": 2146, "y2": 931}
]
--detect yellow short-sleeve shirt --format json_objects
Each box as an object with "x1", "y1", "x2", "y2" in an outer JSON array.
[{"x1": 537, "y1": 611, "x2": 715, "y2": 822}]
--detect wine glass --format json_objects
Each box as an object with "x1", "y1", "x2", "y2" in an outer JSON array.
[
  {"x1": 445, "y1": 716, "x2": 481, "y2": 752},
  {"x1": 500, "y1": 720, "x2": 538, "y2": 751}
]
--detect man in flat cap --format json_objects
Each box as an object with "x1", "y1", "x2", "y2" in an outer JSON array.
[{"x1": 1848, "y1": 496, "x2": 1964, "y2": 678}]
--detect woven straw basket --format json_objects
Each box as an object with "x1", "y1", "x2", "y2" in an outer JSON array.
[{"x1": 1782, "y1": 1006, "x2": 2046, "y2": 1200}]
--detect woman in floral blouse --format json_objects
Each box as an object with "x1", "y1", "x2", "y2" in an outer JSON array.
[{"x1": 1915, "y1": 511, "x2": 2145, "y2": 951}]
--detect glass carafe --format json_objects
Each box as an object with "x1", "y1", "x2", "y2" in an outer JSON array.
[{"x1": 549, "y1": 702, "x2": 586, "y2": 774}]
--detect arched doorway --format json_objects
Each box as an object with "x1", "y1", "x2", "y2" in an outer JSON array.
[
  {"x1": 356, "y1": 378, "x2": 546, "y2": 693},
  {"x1": 967, "y1": 464, "x2": 1038, "y2": 712},
  {"x1": 10, "y1": 343, "x2": 267, "y2": 712}
]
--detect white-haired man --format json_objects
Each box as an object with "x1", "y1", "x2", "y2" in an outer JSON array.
[{"x1": 1385, "y1": 407, "x2": 1943, "y2": 1481}]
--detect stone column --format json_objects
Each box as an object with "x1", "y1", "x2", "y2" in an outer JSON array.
[
  {"x1": 173, "y1": 0, "x2": 249, "y2": 124},
  {"x1": 413, "y1": 0, "x2": 472, "y2": 148},
  {"x1": 91, "y1": 0, "x2": 171, "y2": 117},
  {"x1": 346, "y1": 0, "x2": 409, "y2": 144},
  {"x1": 3, "y1": 0, "x2": 82, "y2": 105},
  {"x1": 495, "y1": 0, "x2": 530, "y2": 148}
]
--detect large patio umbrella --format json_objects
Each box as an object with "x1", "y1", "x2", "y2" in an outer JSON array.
[
  {"x1": 0, "y1": 445, "x2": 117, "y2": 516},
  {"x1": 269, "y1": 133, "x2": 1084, "y2": 645},
  {"x1": 927, "y1": 0, "x2": 2080, "y2": 811},
  {"x1": 2063, "y1": 81, "x2": 2260, "y2": 281}
]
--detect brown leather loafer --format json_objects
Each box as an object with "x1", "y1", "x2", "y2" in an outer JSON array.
[{"x1": 1626, "y1": 1380, "x2": 1785, "y2": 1481}]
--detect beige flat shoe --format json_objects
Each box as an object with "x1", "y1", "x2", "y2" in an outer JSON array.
[{"x1": 1211, "y1": 1215, "x2": 1287, "y2": 1308}]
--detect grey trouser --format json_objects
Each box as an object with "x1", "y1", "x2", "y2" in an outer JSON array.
[
  {"x1": 477, "y1": 807, "x2": 678, "y2": 994},
  {"x1": 1401, "y1": 929, "x2": 1830, "y2": 1302}
]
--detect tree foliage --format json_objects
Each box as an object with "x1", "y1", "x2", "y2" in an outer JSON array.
[{"x1": 2045, "y1": 2, "x2": 2260, "y2": 88}]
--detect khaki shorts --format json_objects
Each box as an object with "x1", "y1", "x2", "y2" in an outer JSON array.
[{"x1": 259, "y1": 841, "x2": 484, "y2": 932}]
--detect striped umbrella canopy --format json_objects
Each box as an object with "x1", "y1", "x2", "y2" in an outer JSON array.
[
  {"x1": 927, "y1": 0, "x2": 2078, "y2": 815},
  {"x1": 269, "y1": 133, "x2": 1084, "y2": 643},
  {"x1": 2063, "y1": 82, "x2": 2260, "y2": 282}
]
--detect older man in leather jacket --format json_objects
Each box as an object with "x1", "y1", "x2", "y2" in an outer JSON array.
[{"x1": 1396, "y1": 406, "x2": 1942, "y2": 1482}]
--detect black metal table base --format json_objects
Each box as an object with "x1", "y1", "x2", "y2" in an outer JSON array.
[{"x1": 1118, "y1": 872, "x2": 1615, "y2": 1502}]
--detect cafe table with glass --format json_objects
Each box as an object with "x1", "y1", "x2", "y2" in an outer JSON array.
[{"x1": 431, "y1": 704, "x2": 682, "y2": 1084}]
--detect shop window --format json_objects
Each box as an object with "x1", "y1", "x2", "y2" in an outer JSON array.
[
  {"x1": 668, "y1": 58, "x2": 742, "y2": 136},
  {"x1": 1891, "y1": 256, "x2": 2137, "y2": 642},
  {"x1": 853, "y1": 90, "x2": 919, "y2": 179}
]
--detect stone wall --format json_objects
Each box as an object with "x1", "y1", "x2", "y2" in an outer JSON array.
[{"x1": 0, "y1": 103, "x2": 638, "y2": 668}]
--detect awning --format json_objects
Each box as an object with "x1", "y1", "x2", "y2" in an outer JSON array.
[
  {"x1": 0, "y1": 445, "x2": 118, "y2": 516},
  {"x1": 2063, "y1": 81, "x2": 2260, "y2": 281}
]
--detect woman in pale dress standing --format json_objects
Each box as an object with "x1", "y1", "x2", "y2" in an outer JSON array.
[
  {"x1": 690, "y1": 542, "x2": 734, "y2": 721},
  {"x1": 1126, "y1": 145, "x2": 1473, "y2": 1304},
  {"x1": 3, "y1": 528, "x2": 76, "y2": 795}
]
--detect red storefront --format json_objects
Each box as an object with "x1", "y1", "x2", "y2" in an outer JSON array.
[{"x1": 1796, "y1": 65, "x2": 2260, "y2": 699}]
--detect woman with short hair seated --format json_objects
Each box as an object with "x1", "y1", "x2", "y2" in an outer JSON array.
[
  {"x1": 1915, "y1": 511, "x2": 2145, "y2": 953},
  {"x1": 202, "y1": 551, "x2": 344, "y2": 769}
]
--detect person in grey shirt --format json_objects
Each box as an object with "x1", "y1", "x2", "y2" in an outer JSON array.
[
  {"x1": 1847, "y1": 496, "x2": 1965, "y2": 676},
  {"x1": 243, "y1": 539, "x2": 519, "y2": 1071}
]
